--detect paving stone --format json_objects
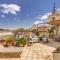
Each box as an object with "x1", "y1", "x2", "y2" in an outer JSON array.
[{"x1": 20, "y1": 43, "x2": 56, "y2": 60}]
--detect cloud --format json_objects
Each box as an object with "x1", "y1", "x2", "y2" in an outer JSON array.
[
  {"x1": 56, "y1": 8, "x2": 60, "y2": 12},
  {"x1": 36, "y1": 8, "x2": 60, "y2": 20},
  {"x1": 33, "y1": 21, "x2": 49, "y2": 27},
  {"x1": 1, "y1": 15, "x2": 5, "y2": 18},
  {"x1": 33, "y1": 21, "x2": 43, "y2": 25},
  {"x1": 0, "y1": 4, "x2": 21, "y2": 15},
  {"x1": 36, "y1": 15, "x2": 41, "y2": 19},
  {"x1": 36, "y1": 12, "x2": 52, "y2": 20}
]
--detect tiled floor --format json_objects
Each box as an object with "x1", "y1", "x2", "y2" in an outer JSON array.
[
  {"x1": 20, "y1": 43, "x2": 56, "y2": 60},
  {"x1": 0, "y1": 39, "x2": 58, "y2": 60}
]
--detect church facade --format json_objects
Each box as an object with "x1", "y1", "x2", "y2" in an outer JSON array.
[{"x1": 48, "y1": 3, "x2": 60, "y2": 36}]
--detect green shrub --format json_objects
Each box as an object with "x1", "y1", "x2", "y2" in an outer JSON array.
[
  {"x1": 5, "y1": 36, "x2": 13, "y2": 43},
  {"x1": 16, "y1": 38, "x2": 27, "y2": 47}
]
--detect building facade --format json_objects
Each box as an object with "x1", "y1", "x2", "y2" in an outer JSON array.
[{"x1": 48, "y1": 3, "x2": 60, "y2": 36}]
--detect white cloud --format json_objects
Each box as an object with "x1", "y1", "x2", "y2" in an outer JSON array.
[
  {"x1": 36, "y1": 15, "x2": 41, "y2": 19},
  {"x1": 37, "y1": 8, "x2": 60, "y2": 20},
  {"x1": 0, "y1": 4, "x2": 21, "y2": 15},
  {"x1": 56, "y1": 8, "x2": 60, "y2": 11},
  {"x1": 1, "y1": 15, "x2": 5, "y2": 18},
  {"x1": 36, "y1": 12, "x2": 52, "y2": 20},
  {"x1": 33, "y1": 21, "x2": 43, "y2": 25},
  {"x1": 33, "y1": 21, "x2": 49, "y2": 27},
  {"x1": 40, "y1": 12, "x2": 52, "y2": 20}
]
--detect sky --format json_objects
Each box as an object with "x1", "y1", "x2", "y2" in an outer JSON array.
[{"x1": 0, "y1": 0, "x2": 60, "y2": 30}]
